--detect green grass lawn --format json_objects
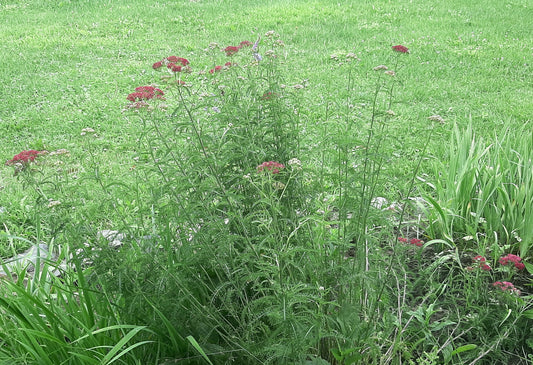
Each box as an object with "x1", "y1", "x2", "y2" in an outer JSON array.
[
  {"x1": 0, "y1": 0, "x2": 532, "y2": 364},
  {"x1": 1, "y1": 0, "x2": 530, "y2": 196}
]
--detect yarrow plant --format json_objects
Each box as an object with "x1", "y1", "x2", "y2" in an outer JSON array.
[
  {"x1": 222, "y1": 41, "x2": 253, "y2": 56},
  {"x1": 152, "y1": 55, "x2": 190, "y2": 70},
  {"x1": 498, "y1": 253, "x2": 525, "y2": 270},
  {"x1": 224, "y1": 46, "x2": 240, "y2": 56},
  {"x1": 109, "y1": 34, "x2": 533, "y2": 364},
  {"x1": 398, "y1": 237, "x2": 424, "y2": 247},
  {"x1": 5, "y1": 150, "x2": 47, "y2": 166},
  {"x1": 125, "y1": 86, "x2": 166, "y2": 110},
  {"x1": 207, "y1": 40, "x2": 254, "y2": 72},
  {"x1": 209, "y1": 65, "x2": 226, "y2": 74},
  {"x1": 469, "y1": 255, "x2": 492, "y2": 271},
  {"x1": 392, "y1": 44, "x2": 409, "y2": 53},
  {"x1": 492, "y1": 281, "x2": 521, "y2": 295},
  {"x1": 257, "y1": 161, "x2": 285, "y2": 174},
  {"x1": 465, "y1": 253, "x2": 525, "y2": 296},
  {"x1": 126, "y1": 86, "x2": 165, "y2": 102}
]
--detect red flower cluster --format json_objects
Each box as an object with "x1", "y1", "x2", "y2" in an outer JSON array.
[
  {"x1": 209, "y1": 65, "x2": 223, "y2": 74},
  {"x1": 493, "y1": 281, "x2": 520, "y2": 295},
  {"x1": 499, "y1": 254, "x2": 525, "y2": 270},
  {"x1": 168, "y1": 63, "x2": 182, "y2": 73},
  {"x1": 5, "y1": 150, "x2": 46, "y2": 165},
  {"x1": 223, "y1": 41, "x2": 252, "y2": 56},
  {"x1": 257, "y1": 161, "x2": 285, "y2": 174},
  {"x1": 153, "y1": 56, "x2": 190, "y2": 70},
  {"x1": 127, "y1": 86, "x2": 164, "y2": 102},
  {"x1": 166, "y1": 56, "x2": 189, "y2": 65},
  {"x1": 472, "y1": 255, "x2": 492, "y2": 271},
  {"x1": 224, "y1": 46, "x2": 240, "y2": 56},
  {"x1": 410, "y1": 238, "x2": 424, "y2": 247},
  {"x1": 209, "y1": 62, "x2": 233, "y2": 74},
  {"x1": 210, "y1": 41, "x2": 253, "y2": 71},
  {"x1": 392, "y1": 45, "x2": 409, "y2": 53},
  {"x1": 398, "y1": 237, "x2": 424, "y2": 247},
  {"x1": 473, "y1": 255, "x2": 486, "y2": 262}
]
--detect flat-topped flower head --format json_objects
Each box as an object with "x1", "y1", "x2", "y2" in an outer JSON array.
[
  {"x1": 134, "y1": 86, "x2": 163, "y2": 94},
  {"x1": 224, "y1": 46, "x2": 240, "y2": 56},
  {"x1": 392, "y1": 45, "x2": 409, "y2": 53},
  {"x1": 177, "y1": 57, "x2": 189, "y2": 66},
  {"x1": 410, "y1": 238, "x2": 424, "y2": 247},
  {"x1": 499, "y1": 253, "x2": 525, "y2": 270},
  {"x1": 473, "y1": 255, "x2": 486, "y2": 263},
  {"x1": 493, "y1": 281, "x2": 521, "y2": 295},
  {"x1": 5, "y1": 150, "x2": 47, "y2": 165},
  {"x1": 164, "y1": 56, "x2": 189, "y2": 66},
  {"x1": 261, "y1": 91, "x2": 279, "y2": 100},
  {"x1": 127, "y1": 92, "x2": 149, "y2": 101},
  {"x1": 127, "y1": 86, "x2": 164, "y2": 101},
  {"x1": 209, "y1": 65, "x2": 223, "y2": 74},
  {"x1": 468, "y1": 255, "x2": 491, "y2": 271},
  {"x1": 257, "y1": 161, "x2": 285, "y2": 174}
]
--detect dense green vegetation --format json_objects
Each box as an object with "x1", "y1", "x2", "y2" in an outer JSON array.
[{"x1": 0, "y1": 0, "x2": 531, "y2": 363}]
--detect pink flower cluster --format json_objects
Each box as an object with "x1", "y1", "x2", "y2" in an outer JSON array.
[
  {"x1": 467, "y1": 253, "x2": 526, "y2": 272},
  {"x1": 499, "y1": 254, "x2": 525, "y2": 270},
  {"x1": 5, "y1": 150, "x2": 46, "y2": 165},
  {"x1": 392, "y1": 45, "x2": 409, "y2": 53},
  {"x1": 127, "y1": 86, "x2": 165, "y2": 102},
  {"x1": 153, "y1": 56, "x2": 190, "y2": 72},
  {"x1": 398, "y1": 237, "x2": 424, "y2": 247},
  {"x1": 257, "y1": 161, "x2": 285, "y2": 174},
  {"x1": 493, "y1": 281, "x2": 520, "y2": 295}
]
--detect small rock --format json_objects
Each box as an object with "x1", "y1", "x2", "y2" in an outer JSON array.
[
  {"x1": 0, "y1": 244, "x2": 54, "y2": 276},
  {"x1": 97, "y1": 230, "x2": 126, "y2": 248}
]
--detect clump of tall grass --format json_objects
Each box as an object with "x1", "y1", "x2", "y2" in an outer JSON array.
[
  {"x1": 422, "y1": 122, "x2": 533, "y2": 260},
  {"x1": 0, "y1": 238, "x2": 152, "y2": 364}
]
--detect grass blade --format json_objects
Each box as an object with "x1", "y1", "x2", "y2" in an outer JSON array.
[{"x1": 186, "y1": 335, "x2": 214, "y2": 365}]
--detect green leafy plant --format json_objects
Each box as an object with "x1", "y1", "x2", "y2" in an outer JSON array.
[
  {"x1": 422, "y1": 123, "x2": 533, "y2": 260},
  {"x1": 2, "y1": 2, "x2": 532, "y2": 362},
  {"x1": 0, "y1": 239, "x2": 151, "y2": 364}
]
